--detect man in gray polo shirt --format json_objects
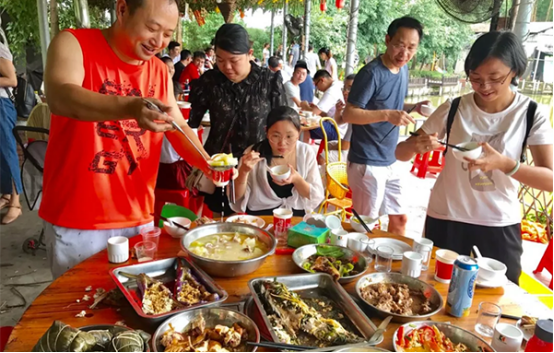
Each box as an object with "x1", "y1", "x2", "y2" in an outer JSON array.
[{"x1": 343, "y1": 17, "x2": 430, "y2": 236}]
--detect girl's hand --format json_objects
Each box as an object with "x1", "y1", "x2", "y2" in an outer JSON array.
[
  {"x1": 465, "y1": 142, "x2": 516, "y2": 173},
  {"x1": 239, "y1": 151, "x2": 263, "y2": 174}
]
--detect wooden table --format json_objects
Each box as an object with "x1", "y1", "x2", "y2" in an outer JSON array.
[{"x1": 5, "y1": 216, "x2": 545, "y2": 351}]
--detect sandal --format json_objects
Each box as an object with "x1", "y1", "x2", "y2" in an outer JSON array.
[
  {"x1": 2, "y1": 205, "x2": 22, "y2": 225},
  {"x1": 0, "y1": 195, "x2": 11, "y2": 210}
]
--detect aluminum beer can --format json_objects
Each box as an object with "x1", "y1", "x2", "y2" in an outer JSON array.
[{"x1": 446, "y1": 256, "x2": 479, "y2": 317}]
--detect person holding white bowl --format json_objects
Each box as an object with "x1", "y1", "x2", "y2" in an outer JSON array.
[
  {"x1": 395, "y1": 31, "x2": 553, "y2": 284},
  {"x1": 230, "y1": 106, "x2": 325, "y2": 217}
]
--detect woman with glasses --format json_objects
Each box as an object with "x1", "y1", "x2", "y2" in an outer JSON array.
[
  {"x1": 230, "y1": 106, "x2": 325, "y2": 216},
  {"x1": 396, "y1": 31, "x2": 553, "y2": 284}
]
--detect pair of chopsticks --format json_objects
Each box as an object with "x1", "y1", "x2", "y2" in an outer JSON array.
[
  {"x1": 379, "y1": 105, "x2": 417, "y2": 143},
  {"x1": 352, "y1": 209, "x2": 373, "y2": 234},
  {"x1": 409, "y1": 132, "x2": 470, "y2": 152},
  {"x1": 155, "y1": 214, "x2": 189, "y2": 230},
  {"x1": 247, "y1": 341, "x2": 313, "y2": 351}
]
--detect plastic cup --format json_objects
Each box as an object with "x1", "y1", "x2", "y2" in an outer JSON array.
[
  {"x1": 140, "y1": 226, "x2": 161, "y2": 248},
  {"x1": 375, "y1": 245, "x2": 394, "y2": 272},
  {"x1": 434, "y1": 249, "x2": 459, "y2": 283},
  {"x1": 475, "y1": 302, "x2": 502, "y2": 338},
  {"x1": 134, "y1": 241, "x2": 156, "y2": 263},
  {"x1": 273, "y1": 208, "x2": 293, "y2": 246}
]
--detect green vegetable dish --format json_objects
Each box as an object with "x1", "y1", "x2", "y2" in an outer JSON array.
[{"x1": 302, "y1": 246, "x2": 360, "y2": 281}]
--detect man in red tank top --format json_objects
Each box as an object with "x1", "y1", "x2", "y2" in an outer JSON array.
[{"x1": 41, "y1": 0, "x2": 212, "y2": 278}]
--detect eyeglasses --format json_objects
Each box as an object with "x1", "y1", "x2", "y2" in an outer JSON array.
[
  {"x1": 343, "y1": 86, "x2": 352, "y2": 93},
  {"x1": 269, "y1": 134, "x2": 298, "y2": 145},
  {"x1": 468, "y1": 72, "x2": 512, "y2": 87},
  {"x1": 392, "y1": 43, "x2": 418, "y2": 54}
]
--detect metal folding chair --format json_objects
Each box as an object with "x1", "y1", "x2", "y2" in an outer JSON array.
[{"x1": 12, "y1": 126, "x2": 49, "y2": 255}]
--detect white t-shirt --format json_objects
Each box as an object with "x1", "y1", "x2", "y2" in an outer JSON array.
[
  {"x1": 280, "y1": 68, "x2": 292, "y2": 83},
  {"x1": 325, "y1": 57, "x2": 338, "y2": 81},
  {"x1": 160, "y1": 136, "x2": 181, "y2": 164},
  {"x1": 0, "y1": 42, "x2": 14, "y2": 99},
  {"x1": 284, "y1": 81, "x2": 300, "y2": 108},
  {"x1": 421, "y1": 92, "x2": 553, "y2": 227},
  {"x1": 306, "y1": 52, "x2": 320, "y2": 77},
  {"x1": 317, "y1": 81, "x2": 348, "y2": 138},
  {"x1": 263, "y1": 48, "x2": 270, "y2": 65}
]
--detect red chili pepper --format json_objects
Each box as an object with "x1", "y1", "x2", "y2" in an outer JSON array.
[{"x1": 396, "y1": 326, "x2": 405, "y2": 347}]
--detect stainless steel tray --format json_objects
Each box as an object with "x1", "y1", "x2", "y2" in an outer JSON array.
[
  {"x1": 248, "y1": 273, "x2": 382, "y2": 347},
  {"x1": 109, "y1": 257, "x2": 228, "y2": 321}
]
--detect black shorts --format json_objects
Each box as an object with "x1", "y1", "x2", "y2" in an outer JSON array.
[{"x1": 425, "y1": 216, "x2": 522, "y2": 284}]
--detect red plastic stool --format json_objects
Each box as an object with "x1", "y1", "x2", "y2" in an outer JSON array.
[
  {"x1": 533, "y1": 240, "x2": 553, "y2": 290},
  {"x1": 411, "y1": 145, "x2": 446, "y2": 179},
  {"x1": 0, "y1": 326, "x2": 13, "y2": 352},
  {"x1": 154, "y1": 188, "x2": 204, "y2": 223}
]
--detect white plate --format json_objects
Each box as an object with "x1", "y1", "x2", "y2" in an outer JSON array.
[
  {"x1": 516, "y1": 319, "x2": 535, "y2": 341},
  {"x1": 371, "y1": 238, "x2": 411, "y2": 260},
  {"x1": 225, "y1": 215, "x2": 265, "y2": 228},
  {"x1": 475, "y1": 274, "x2": 507, "y2": 288}
]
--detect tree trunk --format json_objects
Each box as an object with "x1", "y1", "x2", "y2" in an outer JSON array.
[
  {"x1": 411, "y1": 55, "x2": 418, "y2": 70},
  {"x1": 509, "y1": 0, "x2": 520, "y2": 30},
  {"x1": 50, "y1": 0, "x2": 59, "y2": 37},
  {"x1": 176, "y1": 16, "x2": 182, "y2": 43}
]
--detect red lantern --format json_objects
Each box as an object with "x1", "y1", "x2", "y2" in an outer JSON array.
[
  {"x1": 193, "y1": 10, "x2": 205, "y2": 26},
  {"x1": 320, "y1": 0, "x2": 326, "y2": 11},
  {"x1": 336, "y1": 0, "x2": 344, "y2": 8},
  {"x1": 240, "y1": 8, "x2": 245, "y2": 18}
]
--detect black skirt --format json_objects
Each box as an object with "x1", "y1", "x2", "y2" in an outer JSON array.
[{"x1": 425, "y1": 216, "x2": 522, "y2": 284}]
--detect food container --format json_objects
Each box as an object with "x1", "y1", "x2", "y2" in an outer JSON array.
[
  {"x1": 225, "y1": 215, "x2": 265, "y2": 228},
  {"x1": 163, "y1": 217, "x2": 191, "y2": 238},
  {"x1": 180, "y1": 222, "x2": 277, "y2": 277},
  {"x1": 287, "y1": 221, "x2": 330, "y2": 248},
  {"x1": 355, "y1": 272, "x2": 443, "y2": 323},
  {"x1": 477, "y1": 256, "x2": 507, "y2": 282},
  {"x1": 248, "y1": 273, "x2": 382, "y2": 347},
  {"x1": 152, "y1": 307, "x2": 260, "y2": 352},
  {"x1": 269, "y1": 165, "x2": 291, "y2": 182},
  {"x1": 393, "y1": 321, "x2": 494, "y2": 352},
  {"x1": 350, "y1": 216, "x2": 377, "y2": 233},
  {"x1": 109, "y1": 257, "x2": 227, "y2": 321},
  {"x1": 292, "y1": 244, "x2": 369, "y2": 284}
]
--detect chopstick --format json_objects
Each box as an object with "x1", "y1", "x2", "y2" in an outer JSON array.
[
  {"x1": 501, "y1": 313, "x2": 522, "y2": 321},
  {"x1": 142, "y1": 99, "x2": 209, "y2": 162},
  {"x1": 352, "y1": 209, "x2": 373, "y2": 234},
  {"x1": 409, "y1": 132, "x2": 471, "y2": 152},
  {"x1": 157, "y1": 215, "x2": 189, "y2": 230},
  {"x1": 228, "y1": 144, "x2": 236, "y2": 204},
  {"x1": 379, "y1": 105, "x2": 417, "y2": 143},
  {"x1": 246, "y1": 341, "x2": 313, "y2": 351}
]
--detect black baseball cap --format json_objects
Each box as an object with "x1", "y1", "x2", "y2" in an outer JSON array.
[{"x1": 294, "y1": 60, "x2": 310, "y2": 74}]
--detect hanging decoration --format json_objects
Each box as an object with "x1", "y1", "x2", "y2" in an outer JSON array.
[
  {"x1": 335, "y1": 0, "x2": 344, "y2": 9},
  {"x1": 239, "y1": 8, "x2": 245, "y2": 18},
  {"x1": 215, "y1": 6, "x2": 220, "y2": 13},
  {"x1": 193, "y1": 10, "x2": 205, "y2": 26},
  {"x1": 320, "y1": 0, "x2": 326, "y2": 11}
]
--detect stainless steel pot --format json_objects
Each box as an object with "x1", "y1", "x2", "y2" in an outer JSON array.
[{"x1": 180, "y1": 222, "x2": 277, "y2": 277}]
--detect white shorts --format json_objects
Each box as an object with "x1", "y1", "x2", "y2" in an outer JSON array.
[
  {"x1": 347, "y1": 162, "x2": 404, "y2": 219},
  {"x1": 45, "y1": 221, "x2": 153, "y2": 279}
]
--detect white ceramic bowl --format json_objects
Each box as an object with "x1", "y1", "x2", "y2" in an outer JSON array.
[
  {"x1": 420, "y1": 104, "x2": 435, "y2": 116},
  {"x1": 477, "y1": 257, "x2": 507, "y2": 282},
  {"x1": 270, "y1": 165, "x2": 291, "y2": 182},
  {"x1": 163, "y1": 217, "x2": 191, "y2": 238},
  {"x1": 350, "y1": 216, "x2": 375, "y2": 233},
  {"x1": 225, "y1": 215, "x2": 265, "y2": 228},
  {"x1": 451, "y1": 141, "x2": 483, "y2": 162}
]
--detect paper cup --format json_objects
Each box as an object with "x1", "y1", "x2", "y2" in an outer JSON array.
[
  {"x1": 330, "y1": 229, "x2": 349, "y2": 247},
  {"x1": 434, "y1": 249, "x2": 459, "y2": 283},
  {"x1": 273, "y1": 208, "x2": 293, "y2": 236},
  {"x1": 492, "y1": 324, "x2": 523, "y2": 352},
  {"x1": 401, "y1": 251, "x2": 423, "y2": 278},
  {"x1": 107, "y1": 236, "x2": 129, "y2": 264}
]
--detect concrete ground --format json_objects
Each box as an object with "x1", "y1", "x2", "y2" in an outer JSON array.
[{"x1": 0, "y1": 160, "x2": 550, "y2": 328}]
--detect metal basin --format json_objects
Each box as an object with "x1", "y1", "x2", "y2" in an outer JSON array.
[
  {"x1": 181, "y1": 222, "x2": 277, "y2": 277},
  {"x1": 292, "y1": 244, "x2": 369, "y2": 283},
  {"x1": 152, "y1": 307, "x2": 260, "y2": 352},
  {"x1": 393, "y1": 321, "x2": 494, "y2": 352},
  {"x1": 355, "y1": 272, "x2": 443, "y2": 323}
]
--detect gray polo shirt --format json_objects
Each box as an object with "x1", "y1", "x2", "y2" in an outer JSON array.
[{"x1": 347, "y1": 56, "x2": 408, "y2": 166}]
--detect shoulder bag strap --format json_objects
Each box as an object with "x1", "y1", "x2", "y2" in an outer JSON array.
[
  {"x1": 444, "y1": 97, "x2": 461, "y2": 155},
  {"x1": 521, "y1": 100, "x2": 538, "y2": 163}
]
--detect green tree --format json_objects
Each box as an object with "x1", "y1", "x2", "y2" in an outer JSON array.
[
  {"x1": 0, "y1": 0, "x2": 40, "y2": 59},
  {"x1": 308, "y1": 6, "x2": 349, "y2": 63},
  {"x1": 536, "y1": 0, "x2": 553, "y2": 21}
]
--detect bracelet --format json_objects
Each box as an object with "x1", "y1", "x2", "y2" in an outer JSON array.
[{"x1": 505, "y1": 160, "x2": 520, "y2": 177}]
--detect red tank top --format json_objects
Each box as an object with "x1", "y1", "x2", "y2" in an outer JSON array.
[{"x1": 40, "y1": 29, "x2": 168, "y2": 230}]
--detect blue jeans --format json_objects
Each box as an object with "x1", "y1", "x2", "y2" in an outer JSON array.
[{"x1": 0, "y1": 98, "x2": 22, "y2": 195}]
